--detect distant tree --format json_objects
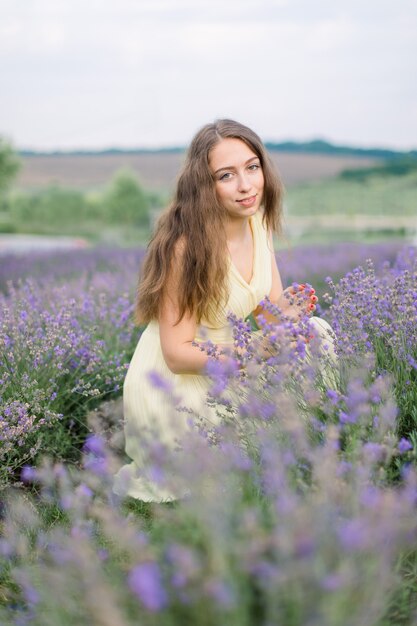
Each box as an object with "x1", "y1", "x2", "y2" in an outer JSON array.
[
  {"x1": 0, "y1": 137, "x2": 20, "y2": 194},
  {"x1": 102, "y1": 169, "x2": 150, "y2": 226},
  {"x1": 10, "y1": 185, "x2": 90, "y2": 226}
]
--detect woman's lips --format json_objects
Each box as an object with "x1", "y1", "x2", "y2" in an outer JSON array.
[{"x1": 237, "y1": 194, "x2": 257, "y2": 207}]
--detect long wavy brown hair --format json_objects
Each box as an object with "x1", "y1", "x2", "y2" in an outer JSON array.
[{"x1": 135, "y1": 119, "x2": 284, "y2": 325}]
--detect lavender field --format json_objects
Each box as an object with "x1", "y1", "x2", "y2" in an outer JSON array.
[{"x1": 1, "y1": 239, "x2": 417, "y2": 625}]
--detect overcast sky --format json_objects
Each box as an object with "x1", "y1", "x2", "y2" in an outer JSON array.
[{"x1": 1, "y1": 0, "x2": 416, "y2": 151}]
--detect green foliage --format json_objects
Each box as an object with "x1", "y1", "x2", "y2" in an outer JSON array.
[
  {"x1": 0, "y1": 215, "x2": 17, "y2": 234},
  {"x1": 10, "y1": 185, "x2": 92, "y2": 226},
  {"x1": 101, "y1": 169, "x2": 150, "y2": 227},
  {"x1": 6, "y1": 171, "x2": 159, "y2": 240},
  {"x1": 0, "y1": 137, "x2": 20, "y2": 194},
  {"x1": 339, "y1": 156, "x2": 417, "y2": 182}
]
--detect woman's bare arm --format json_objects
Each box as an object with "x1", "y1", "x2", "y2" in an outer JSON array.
[
  {"x1": 159, "y1": 302, "x2": 212, "y2": 375},
  {"x1": 158, "y1": 242, "x2": 232, "y2": 375},
  {"x1": 157, "y1": 242, "x2": 209, "y2": 374}
]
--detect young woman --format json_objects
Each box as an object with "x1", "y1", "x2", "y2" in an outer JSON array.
[{"x1": 113, "y1": 119, "x2": 333, "y2": 502}]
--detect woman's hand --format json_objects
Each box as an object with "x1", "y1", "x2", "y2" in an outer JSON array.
[
  {"x1": 276, "y1": 283, "x2": 318, "y2": 321},
  {"x1": 253, "y1": 283, "x2": 318, "y2": 325}
]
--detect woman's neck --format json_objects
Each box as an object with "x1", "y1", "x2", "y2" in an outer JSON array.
[{"x1": 225, "y1": 216, "x2": 251, "y2": 244}]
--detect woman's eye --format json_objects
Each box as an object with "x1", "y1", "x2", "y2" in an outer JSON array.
[
  {"x1": 248, "y1": 163, "x2": 260, "y2": 171},
  {"x1": 219, "y1": 172, "x2": 232, "y2": 181}
]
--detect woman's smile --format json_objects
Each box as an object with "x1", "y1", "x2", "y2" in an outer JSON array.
[{"x1": 237, "y1": 194, "x2": 257, "y2": 207}]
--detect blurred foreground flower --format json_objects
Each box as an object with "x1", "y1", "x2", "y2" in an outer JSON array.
[{"x1": 1, "y1": 315, "x2": 416, "y2": 625}]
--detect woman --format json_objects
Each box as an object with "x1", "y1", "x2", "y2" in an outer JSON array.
[{"x1": 113, "y1": 119, "x2": 333, "y2": 502}]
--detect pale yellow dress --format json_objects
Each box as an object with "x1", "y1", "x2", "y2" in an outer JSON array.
[{"x1": 113, "y1": 210, "x2": 335, "y2": 501}]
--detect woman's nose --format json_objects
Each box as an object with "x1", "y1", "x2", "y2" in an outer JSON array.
[{"x1": 237, "y1": 172, "x2": 251, "y2": 192}]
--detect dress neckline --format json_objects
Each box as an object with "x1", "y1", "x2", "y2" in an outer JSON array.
[{"x1": 229, "y1": 215, "x2": 256, "y2": 287}]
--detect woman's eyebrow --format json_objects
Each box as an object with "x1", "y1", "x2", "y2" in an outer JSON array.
[{"x1": 213, "y1": 156, "x2": 260, "y2": 175}]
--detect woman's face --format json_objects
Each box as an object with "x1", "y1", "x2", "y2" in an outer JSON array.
[{"x1": 209, "y1": 138, "x2": 264, "y2": 221}]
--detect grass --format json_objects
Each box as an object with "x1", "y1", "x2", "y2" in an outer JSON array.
[{"x1": 286, "y1": 171, "x2": 417, "y2": 217}]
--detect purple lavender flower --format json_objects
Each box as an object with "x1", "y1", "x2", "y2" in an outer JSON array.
[
  {"x1": 21, "y1": 466, "x2": 37, "y2": 483},
  {"x1": 339, "y1": 411, "x2": 357, "y2": 425},
  {"x1": 128, "y1": 562, "x2": 168, "y2": 612},
  {"x1": 75, "y1": 483, "x2": 93, "y2": 499},
  {"x1": 326, "y1": 389, "x2": 340, "y2": 405},
  {"x1": 336, "y1": 460, "x2": 352, "y2": 477},
  {"x1": 83, "y1": 434, "x2": 106, "y2": 457},
  {"x1": 83, "y1": 455, "x2": 109, "y2": 477},
  {"x1": 204, "y1": 578, "x2": 235, "y2": 608},
  {"x1": 320, "y1": 573, "x2": 345, "y2": 591},
  {"x1": 166, "y1": 543, "x2": 201, "y2": 589},
  {"x1": 362, "y1": 442, "x2": 385, "y2": 464},
  {"x1": 324, "y1": 247, "x2": 417, "y2": 440},
  {"x1": 398, "y1": 438, "x2": 413, "y2": 454},
  {"x1": 147, "y1": 371, "x2": 174, "y2": 395},
  {"x1": 338, "y1": 519, "x2": 370, "y2": 551},
  {"x1": 219, "y1": 441, "x2": 252, "y2": 471},
  {"x1": 97, "y1": 548, "x2": 109, "y2": 561},
  {"x1": 227, "y1": 312, "x2": 252, "y2": 350},
  {"x1": 239, "y1": 396, "x2": 276, "y2": 421},
  {"x1": 360, "y1": 486, "x2": 383, "y2": 509}
]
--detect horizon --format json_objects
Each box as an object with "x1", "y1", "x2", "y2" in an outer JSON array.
[{"x1": 16, "y1": 136, "x2": 417, "y2": 156}]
